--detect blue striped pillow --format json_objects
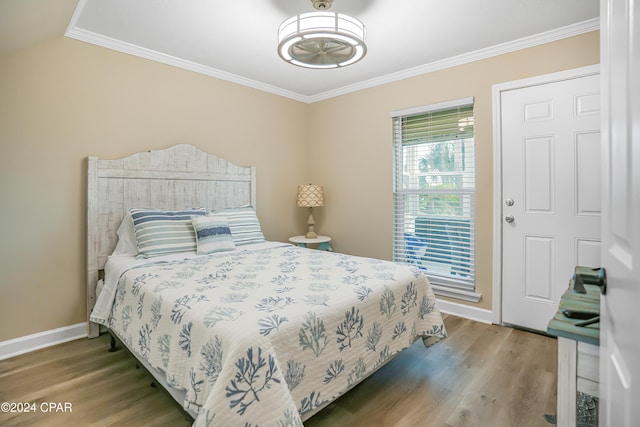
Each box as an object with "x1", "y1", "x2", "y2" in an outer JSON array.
[
  {"x1": 192, "y1": 215, "x2": 236, "y2": 255},
  {"x1": 130, "y1": 208, "x2": 206, "y2": 258},
  {"x1": 211, "y1": 206, "x2": 265, "y2": 246}
]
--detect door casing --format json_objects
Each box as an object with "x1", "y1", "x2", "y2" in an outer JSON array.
[{"x1": 491, "y1": 64, "x2": 601, "y2": 325}]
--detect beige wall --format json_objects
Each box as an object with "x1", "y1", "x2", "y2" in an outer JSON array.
[
  {"x1": 308, "y1": 31, "x2": 600, "y2": 310},
  {"x1": 0, "y1": 30, "x2": 599, "y2": 342},
  {"x1": 0, "y1": 37, "x2": 310, "y2": 341}
]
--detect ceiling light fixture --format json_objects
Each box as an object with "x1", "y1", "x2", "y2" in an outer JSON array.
[{"x1": 278, "y1": 0, "x2": 367, "y2": 69}]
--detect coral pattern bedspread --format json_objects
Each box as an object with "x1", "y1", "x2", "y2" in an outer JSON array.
[{"x1": 94, "y1": 244, "x2": 446, "y2": 426}]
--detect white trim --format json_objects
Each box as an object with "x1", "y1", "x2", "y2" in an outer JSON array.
[
  {"x1": 390, "y1": 96, "x2": 474, "y2": 118},
  {"x1": 64, "y1": 3, "x2": 599, "y2": 105},
  {"x1": 492, "y1": 64, "x2": 600, "y2": 94},
  {"x1": 431, "y1": 284, "x2": 482, "y2": 303},
  {"x1": 0, "y1": 323, "x2": 87, "y2": 360},
  {"x1": 308, "y1": 18, "x2": 599, "y2": 103},
  {"x1": 491, "y1": 64, "x2": 600, "y2": 325},
  {"x1": 492, "y1": 80, "x2": 504, "y2": 326},
  {"x1": 436, "y1": 299, "x2": 493, "y2": 324},
  {"x1": 64, "y1": 29, "x2": 309, "y2": 103}
]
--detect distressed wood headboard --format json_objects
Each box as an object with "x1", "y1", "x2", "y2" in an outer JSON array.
[{"x1": 86, "y1": 144, "x2": 256, "y2": 337}]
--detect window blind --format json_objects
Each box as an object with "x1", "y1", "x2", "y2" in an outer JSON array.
[{"x1": 392, "y1": 98, "x2": 476, "y2": 290}]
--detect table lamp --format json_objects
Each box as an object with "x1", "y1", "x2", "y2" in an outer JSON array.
[{"x1": 297, "y1": 184, "x2": 324, "y2": 238}]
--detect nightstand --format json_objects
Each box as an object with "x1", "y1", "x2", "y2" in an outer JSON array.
[{"x1": 289, "y1": 235, "x2": 332, "y2": 251}]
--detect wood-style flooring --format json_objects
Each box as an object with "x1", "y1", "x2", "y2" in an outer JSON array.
[{"x1": 0, "y1": 314, "x2": 557, "y2": 426}]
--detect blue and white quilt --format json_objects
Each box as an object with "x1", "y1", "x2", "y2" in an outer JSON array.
[{"x1": 92, "y1": 243, "x2": 446, "y2": 426}]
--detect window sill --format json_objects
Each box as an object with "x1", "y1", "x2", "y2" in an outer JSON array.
[{"x1": 430, "y1": 284, "x2": 482, "y2": 303}]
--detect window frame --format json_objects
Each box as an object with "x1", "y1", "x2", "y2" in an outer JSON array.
[{"x1": 391, "y1": 97, "x2": 480, "y2": 302}]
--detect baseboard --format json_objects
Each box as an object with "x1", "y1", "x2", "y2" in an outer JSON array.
[
  {"x1": 436, "y1": 298, "x2": 493, "y2": 324},
  {"x1": 0, "y1": 302, "x2": 489, "y2": 360},
  {"x1": 0, "y1": 323, "x2": 87, "y2": 360},
  {"x1": 0, "y1": 300, "x2": 489, "y2": 360}
]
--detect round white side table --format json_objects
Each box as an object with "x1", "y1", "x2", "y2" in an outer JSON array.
[{"x1": 289, "y1": 235, "x2": 332, "y2": 251}]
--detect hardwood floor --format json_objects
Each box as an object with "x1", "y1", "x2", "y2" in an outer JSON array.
[
  {"x1": 0, "y1": 314, "x2": 557, "y2": 426},
  {"x1": 307, "y1": 314, "x2": 557, "y2": 427}
]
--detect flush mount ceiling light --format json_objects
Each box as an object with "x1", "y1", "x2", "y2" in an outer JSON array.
[{"x1": 278, "y1": 0, "x2": 367, "y2": 69}]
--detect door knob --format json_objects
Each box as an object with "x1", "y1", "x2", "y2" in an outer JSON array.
[
  {"x1": 505, "y1": 198, "x2": 514, "y2": 206},
  {"x1": 505, "y1": 215, "x2": 514, "y2": 223}
]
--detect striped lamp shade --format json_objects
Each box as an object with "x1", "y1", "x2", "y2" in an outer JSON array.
[{"x1": 297, "y1": 184, "x2": 325, "y2": 207}]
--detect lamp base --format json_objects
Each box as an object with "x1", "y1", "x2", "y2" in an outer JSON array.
[{"x1": 305, "y1": 207, "x2": 319, "y2": 239}]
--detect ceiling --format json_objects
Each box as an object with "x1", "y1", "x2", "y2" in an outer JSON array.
[{"x1": 1, "y1": 0, "x2": 599, "y2": 103}]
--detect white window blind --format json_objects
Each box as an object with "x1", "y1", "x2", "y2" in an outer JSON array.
[{"x1": 392, "y1": 98, "x2": 476, "y2": 291}]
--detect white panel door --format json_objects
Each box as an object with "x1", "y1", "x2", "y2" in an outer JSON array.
[
  {"x1": 501, "y1": 74, "x2": 601, "y2": 331},
  {"x1": 599, "y1": 0, "x2": 639, "y2": 424}
]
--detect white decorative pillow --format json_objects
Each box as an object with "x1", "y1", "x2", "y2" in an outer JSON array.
[
  {"x1": 210, "y1": 206, "x2": 265, "y2": 246},
  {"x1": 130, "y1": 208, "x2": 206, "y2": 258},
  {"x1": 112, "y1": 212, "x2": 138, "y2": 256},
  {"x1": 192, "y1": 215, "x2": 236, "y2": 255}
]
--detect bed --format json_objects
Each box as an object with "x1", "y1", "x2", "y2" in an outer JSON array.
[{"x1": 86, "y1": 144, "x2": 446, "y2": 426}]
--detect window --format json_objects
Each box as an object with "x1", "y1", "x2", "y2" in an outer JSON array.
[{"x1": 392, "y1": 98, "x2": 477, "y2": 298}]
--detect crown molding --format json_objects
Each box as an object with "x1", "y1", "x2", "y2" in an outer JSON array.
[
  {"x1": 65, "y1": 14, "x2": 599, "y2": 104},
  {"x1": 64, "y1": 28, "x2": 309, "y2": 103},
  {"x1": 308, "y1": 18, "x2": 600, "y2": 103}
]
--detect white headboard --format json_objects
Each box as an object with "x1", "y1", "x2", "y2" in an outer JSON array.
[{"x1": 86, "y1": 144, "x2": 256, "y2": 337}]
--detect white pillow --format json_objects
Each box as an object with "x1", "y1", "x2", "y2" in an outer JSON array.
[
  {"x1": 192, "y1": 215, "x2": 236, "y2": 255},
  {"x1": 111, "y1": 212, "x2": 138, "y2": 256},
  {"x1": 210, "y1": 206, "x2": 265, "y2": 246},
  {"x1": 131, "y1": 208, "x2": 206, "y2": 258}
]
